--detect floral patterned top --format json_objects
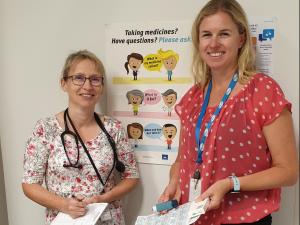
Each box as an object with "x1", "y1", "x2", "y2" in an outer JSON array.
[
  {"x1": 175, "y1": 73, "x2": 291, "y2": 225},
  {"x1": 22, "y1": 115, "x2": 139, "y2": 225}
]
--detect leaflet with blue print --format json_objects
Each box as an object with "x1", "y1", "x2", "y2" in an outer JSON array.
[{"x1": 135, "y1": 198, "x2": 209, "y2": 225}]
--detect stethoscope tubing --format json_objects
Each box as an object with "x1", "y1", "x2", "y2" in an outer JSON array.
[{"x1": 60, "y1": 108, "x2": 125, "y2": 190}]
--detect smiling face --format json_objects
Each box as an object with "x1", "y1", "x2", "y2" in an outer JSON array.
[
  {"x1": 61, "y1": 59, "x2": 103, "y2": 110},
  {"x1": 162, "y1": 126, "x2": 177, "y2": 140},
  {"x1": 129, "y1": 95, "x2": 142, "y2": 106},
  {"x1": 163, "y1": 56, "x2": 177, "y2": 71},
  {"x1": 198, "y1": 11, "x2": 244, "y2": 74},
  {"x1": 129, "y1": 126, "x2": 142, "y2": 140},
  {"x1": 129, "y1": 57, "x2": 142, "y2": 71},
  {"x1": 163, "y1": 94, "x2": 177, "y2": 108}
]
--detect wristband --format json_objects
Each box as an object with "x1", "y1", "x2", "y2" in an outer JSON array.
[{"x1": 229, "y1": 175, "x2": 240, "y2": 193}]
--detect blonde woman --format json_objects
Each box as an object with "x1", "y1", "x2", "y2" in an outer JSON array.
[{"x1": 159, "y1": 0, "x2": 298, "y2": 224}]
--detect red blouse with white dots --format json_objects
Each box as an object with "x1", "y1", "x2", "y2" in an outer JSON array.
[{"x1": 175, "y1": 73, "x2": 291, "y2": 225}]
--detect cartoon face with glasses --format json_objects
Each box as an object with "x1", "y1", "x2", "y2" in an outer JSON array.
[
  {"x1": 126, "y1": 89, "x2": 144, "y2": 116},
  {"x1": 61, "y1": 59, "x2": 104, "y2": 109}
]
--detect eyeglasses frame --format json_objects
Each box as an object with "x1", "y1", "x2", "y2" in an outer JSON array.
[{"x1": 64, "y1": 74, "x2": 104, "y2": 87}]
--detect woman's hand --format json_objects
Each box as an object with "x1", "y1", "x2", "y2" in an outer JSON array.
[
  {"x1": 157, "y1": 183, "x2": 181, "y2": 214},
  {"x1": 197, "y1": 178, "x2": 231, "y2": 211},
  {"x1": 22, "y1": 183, "x2": 88, "y2": 219},
  {"x1": 159, "y1": 182, "x2": 181, "y2": 203},
  {"x1": 62, "y1": 196, "x2": 87, "y2": 219},
  {"x1": 83, "y1": 178, "x2": 139, "y2": 206},
  {"x1": 83, "y1": 194, "x2": 107, "y2": 204}
]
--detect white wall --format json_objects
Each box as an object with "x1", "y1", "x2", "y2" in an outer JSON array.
[
  {"x1": 0, "y1": 142, "x2": 9, "y2": 225},
  {"x1": 0, "y1": 0, "x2": 298, "y2": 225}
]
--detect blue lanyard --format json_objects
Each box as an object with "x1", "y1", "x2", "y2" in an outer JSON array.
[{"x1": 195, "y1": 73, "x2": 238, "y2": 164}]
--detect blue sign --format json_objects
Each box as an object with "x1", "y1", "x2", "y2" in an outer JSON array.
[{"x1": 162, "y1": 154, "x2": 168, "y2": 160}]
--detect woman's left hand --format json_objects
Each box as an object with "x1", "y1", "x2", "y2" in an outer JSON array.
[
  {"x1": 196, "y1": 178, "x2": 231, "y2": 211},
  {"x1": 84, "y1": 178, "x2": 139, "y2": 205},
  {"x1": 84, "y1": 194, "x2": 107, "y2": 204}
]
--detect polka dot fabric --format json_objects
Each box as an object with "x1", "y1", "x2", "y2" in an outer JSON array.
[{"x1": 175, "y1": 74, "x2": 291, "y2": 225}]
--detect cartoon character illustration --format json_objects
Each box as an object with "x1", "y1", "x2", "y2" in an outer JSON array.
[
  {"x1": 126, "y1": 89, "x2": 144, "y2": 116},
  {"x1": 157, "y1": 49, "x2": 179, "y2": 81},
  {"x1": 127, "y1": 123, "x2": 144, "y2": 148},
  {"x1": 124, "y1": 53, "x2": 143, "y2": 80},
  {"x1": 161, "y1": 89, "x2": 177, "y2": 117},
  {"x1": 162, "y1": 124, "x2": 177, "y2": 150}
]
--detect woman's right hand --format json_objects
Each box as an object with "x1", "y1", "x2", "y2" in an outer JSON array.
[
  {"x1": 158, "y1": 182, "x2": 181, "y2": 204},
  {"x1": 22, "y1": 183, "x2": 88, "y2": 219},
  {"x1": 62, "y1": 196, "x2": 88, "y2": 219},
  {"x1": 157, "y1": 183, "x2": 181, "y2": 214}
]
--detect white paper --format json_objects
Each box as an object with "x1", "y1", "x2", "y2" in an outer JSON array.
[
  {"x1": 51, "y1": 203, "x2": 108, "y2": 225},
  {"x1": 134, "y1": 198, "x2": 209, "y2": 225},
  {"x1": 187, "y1": 198, "x2": 209, "y2": 224}
]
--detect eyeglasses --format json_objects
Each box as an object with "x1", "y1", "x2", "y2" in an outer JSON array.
[{"x1": 65, "y1": 74, "x2": 104, "y2": 87}]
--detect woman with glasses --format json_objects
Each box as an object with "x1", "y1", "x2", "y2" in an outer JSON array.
[{"x1": 22, "y1": 50, "x2": 139, "y2": 225}]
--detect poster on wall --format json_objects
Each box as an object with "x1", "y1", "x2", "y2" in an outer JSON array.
[
  {"x1": 104, "y1": 17, "x2": 276, "y2": 165},
  {"x1": 250, "y1": 17, "x2": 276, "y2": 76},
  {"x1": 105, "y1": 21, "x2": 194, "y2": 165}
]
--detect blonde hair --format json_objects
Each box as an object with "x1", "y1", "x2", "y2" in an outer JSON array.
[
  {"x1": 61, "y1": 49, "x2": 105, "y2": 79},
  {"x1": 157, "y1": 49, "x2": 179, "y2": 62},
  {"x1": 191, "y1": 0, "x2": 256, "y2": 87}
]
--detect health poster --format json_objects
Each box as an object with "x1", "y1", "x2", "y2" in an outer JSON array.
[{"x1": 105, "y1": 21, "x2": 193, "y2": 165}]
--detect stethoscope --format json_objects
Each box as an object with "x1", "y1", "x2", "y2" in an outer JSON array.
[{"x1": 60, "y1": 108, "x2": 125, "y2": 187}]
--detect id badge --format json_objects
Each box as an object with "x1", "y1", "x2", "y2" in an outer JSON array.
[
  {"x1": 100, "y1": 208, "x2": 112, "y2": 222},
  {"x1": 189, "y1": 178, "x2": 201, "y2": 201}
]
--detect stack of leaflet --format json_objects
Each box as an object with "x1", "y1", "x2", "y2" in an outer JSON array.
[{"x1": 135, "y1": 198, "x2": 209, "y2": 225}]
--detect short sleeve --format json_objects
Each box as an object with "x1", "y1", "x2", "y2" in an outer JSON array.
[
  {"x1": 22, "y1": 119, "x2": 50, "y2": 184},
  {"x1": 113, "y1": 120, "x2": 139, "y2": 179},
  {"x1": 175, "y1": 85, "x2": 202, "y2": 124},
  {"x1": 251, "y1": 74, "x2": 292, "y2": 126}
]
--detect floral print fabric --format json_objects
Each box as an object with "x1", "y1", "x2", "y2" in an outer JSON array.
[{"x1": 23, "y1": 115, "x2": 139, "y2": 225}]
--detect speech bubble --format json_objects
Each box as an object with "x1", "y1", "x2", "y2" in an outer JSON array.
[
  {"x1": 144, "y1": 123, "x2": 162, "y2": 139},
  {"x1": 143, "y1": 89, "x2": 161, "y2": 105},
  {"x1": 143, "y1": 54, "x2": 162, "y2": 71},
  {"x1": 262, "y1": 29, "x2": 274, "y2": 40}
]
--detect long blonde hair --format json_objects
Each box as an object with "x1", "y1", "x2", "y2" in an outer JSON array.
[
  {"x1": 191, "y1": 0, "x2": 256, "y2": 87},
  {"x1": 157, "y1": 49, "x2": 179, "y2": 62}
]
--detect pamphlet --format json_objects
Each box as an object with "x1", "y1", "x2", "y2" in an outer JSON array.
[
  {"x1": 135, "y1": 198, "x2": 209, "y2": 225},
  {"x1": 51, "y1": 203, "x2": 108, "y2": 225}
]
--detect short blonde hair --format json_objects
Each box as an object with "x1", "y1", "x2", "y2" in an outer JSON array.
[
  {"x1": 191, "y1": 0, "x2": 256, "y2": 87},
  {"x1": 61, "y1": 49, "x2": 105, "y2": 79}
]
